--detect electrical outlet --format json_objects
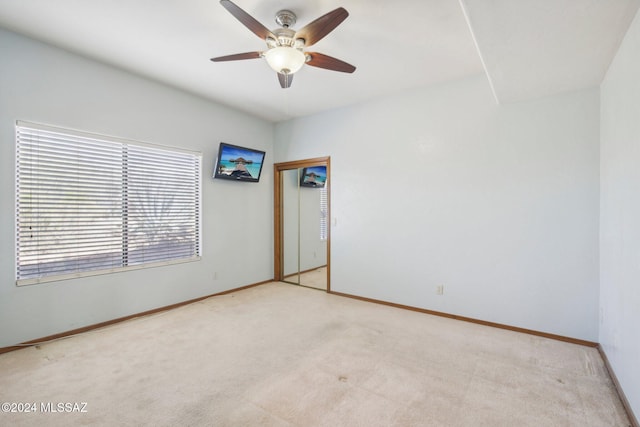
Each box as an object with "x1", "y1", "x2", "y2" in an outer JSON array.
[{"x1": 436, "y1": 285, "x2": 444, "y2": 295}]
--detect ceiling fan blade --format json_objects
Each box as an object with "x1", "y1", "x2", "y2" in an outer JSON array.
[
  {"x1": 305, "y1": 52, "x2": 356, "y2": 73},
  {"x1": 220, "y1": 0, "x2": 275, "y2": 41},
  {"x1": 210, "y1": 51, "x2": 262, "y2": 62},
  {"x1": 295, "y1": 7, "x2": 349, "y2": 47},
  {"x1": 278, "y1": 72, "x2": 293, "y2": 89}
]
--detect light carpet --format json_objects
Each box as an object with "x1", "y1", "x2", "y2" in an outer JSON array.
[{"x1": 0, "y1": 282, "x2": 631, "y2": 426}]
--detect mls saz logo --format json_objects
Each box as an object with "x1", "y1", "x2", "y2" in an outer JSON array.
[{"x1": 41, "y1": 402, "x2": 88, "y2": 413}]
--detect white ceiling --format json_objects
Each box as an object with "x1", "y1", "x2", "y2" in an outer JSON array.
[
  {"x1": 0, "y1": 0, "x2": 638, "y2": 122},
  {"x1": 461, "y1": 0, "x2": 640, "y2": 103}
]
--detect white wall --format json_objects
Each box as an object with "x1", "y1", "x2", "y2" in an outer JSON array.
[
  {"x1": 600, "y1": 9, "x2": 640, "y2": 417},
  {"x1": 275, "y1": 75, "x2": 600, "y2": 341},
  {"x1": 0, "y1": 29, "x2": 274, "y2": 347}
]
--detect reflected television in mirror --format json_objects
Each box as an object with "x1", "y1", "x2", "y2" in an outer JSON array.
[
  {"x1": 300, "y1": 166, "x2": 327, "y2": 188},
  {"x1": 214, "y1": 142, "x2": 266, "y2": 183}
]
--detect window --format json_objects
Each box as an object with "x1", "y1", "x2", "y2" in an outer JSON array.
[
  {"x1": 320, "y1": 186, "x2": 328, "y2": 241},
  {"x1": 15, "y1": 121, "x2": 201, "y2": 285}
]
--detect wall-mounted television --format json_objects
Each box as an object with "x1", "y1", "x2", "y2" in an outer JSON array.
[
  {"x1": 300, "y1": 166, "x2": 327, "y2": 188},
  {"x1": 213, "y1": 142, "x2": 265, "y2": 183}
]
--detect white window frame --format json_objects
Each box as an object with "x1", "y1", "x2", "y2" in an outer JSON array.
[{"x1": 15, "y1": 121, "x2": 202, "y2": 286}]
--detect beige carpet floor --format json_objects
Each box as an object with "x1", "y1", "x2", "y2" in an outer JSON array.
[
  {"x1": 284, "y1": 266, "x2": 327, "y2": 291},
  {"x1": 0, "y1": 282, "x2": 631, "y2": 426}
]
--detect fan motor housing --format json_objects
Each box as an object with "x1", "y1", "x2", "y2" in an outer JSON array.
[{"x1": 275, "y1": 10, "x2": 296, "y2": 28}]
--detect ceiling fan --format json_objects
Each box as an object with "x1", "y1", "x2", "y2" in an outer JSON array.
[{"x1": 211, "y1": 0, "x2": 356, "y2": 88}]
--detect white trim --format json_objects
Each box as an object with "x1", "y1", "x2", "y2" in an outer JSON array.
[{"x1": 458, "y1": 0, "x2": 501, "y2": 105}]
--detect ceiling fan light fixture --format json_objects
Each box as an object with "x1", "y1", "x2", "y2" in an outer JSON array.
[
  {"x1": 211, "y1": 1, "x2": 356, "y2": 88},
  {"x1": 264, "y1": 46, "x2": 306, "y2": 74}
]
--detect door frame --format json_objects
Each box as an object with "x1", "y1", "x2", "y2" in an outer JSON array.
[{"x1": 274, "y1": 157, "x2": 330, "y2": 291}]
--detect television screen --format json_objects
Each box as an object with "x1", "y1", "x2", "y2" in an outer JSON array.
[
  {"x1": 300, "y1": 166, "x2": 327, "y2": 188},
  {"x1": 214, "y1": 142, "x2": 265, "y2": 183}
]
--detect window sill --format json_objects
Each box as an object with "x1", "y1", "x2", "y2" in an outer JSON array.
[{"x1": 16, "y1": 256, "x2": 201, "y2": 287}]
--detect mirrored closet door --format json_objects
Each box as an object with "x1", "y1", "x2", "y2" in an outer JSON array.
[{"x1": 274, "y1": 157, "x2": 330, "y2": 291}]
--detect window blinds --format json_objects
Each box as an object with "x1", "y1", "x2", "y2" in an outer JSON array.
[
  {"x1": 320, "y1": 186, "x2": 328, "y2": 241},
  {"x1": 16, "y1": 122, "x2": 201, "y2": 285}
]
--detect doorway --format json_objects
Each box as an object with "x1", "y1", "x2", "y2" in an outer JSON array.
[{"x1": 274, "y1": 157, "x2": 330, "y2": 291}]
